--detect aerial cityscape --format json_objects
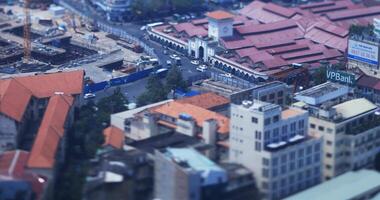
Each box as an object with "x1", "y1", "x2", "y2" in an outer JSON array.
[{"x1": 0, "y1": 0, "x2": 380, "y2": 199}]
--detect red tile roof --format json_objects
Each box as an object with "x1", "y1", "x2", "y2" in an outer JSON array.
[
  {"x1": 103, "y1": 126, "x2": 124, "y2": 149},
  {"x1": 326, "y1": 6, "x2": 380, "y2": 21},
  {"x1": 0, "y1": 79, "x2": 32, "y2": 121},
  {"x1": 263, "y1": 3, "x2": 297, "y2": 18},
  {"x1": 0, "y1": 70, "x2": 83, "y2": 122},
  {"x1": 27, "y1": 94, "x2": 73, "y2": 169},
  {"x1": 357, "y1": 74, "x2": 380, "y2": 90},
  {"x1": 206, "y1": 10, "x2": 234, "y2": 20},
  {"x1": 176, "y1": 93, "x2": 230, "y2": 110}
]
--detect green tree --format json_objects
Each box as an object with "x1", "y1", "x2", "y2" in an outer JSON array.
[
  {"x1": 166, "y1": 65, "x2": 188, "y2": 92},
  {"x1": 137, "y1": 74, "x2": 168, "y2": 106},
  {"x1": 313, "y1": 66, "x2": 327, "y2": 85}
]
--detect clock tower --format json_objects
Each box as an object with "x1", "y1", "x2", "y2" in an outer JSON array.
[{"x1": 206, "y1": 10, "x2": 234, "y2": 40}]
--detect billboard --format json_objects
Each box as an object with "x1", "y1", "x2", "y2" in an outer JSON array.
[
  {"x1": 326, "y1": 69, "x2": 355, "y2": 86},
  {"x1": 348, "y1": 40, "x2": 379, "y2": 66}
]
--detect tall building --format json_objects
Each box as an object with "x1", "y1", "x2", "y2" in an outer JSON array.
[
  {"x1": 154, "y1": 148, "x2": 228, "y2": 200},
  {"x1": 294, "y1": 82, "x2": 380, "y2": 181},
  {"x1": 229, "y1": 100, "x2": 322, "y2": 200}
]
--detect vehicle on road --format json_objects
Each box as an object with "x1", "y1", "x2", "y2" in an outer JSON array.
[
  {"x1": 191, "y1": 60, "x2": 199, "y2": 65},
  {"x1": 84, "y1": 93, "x2": 96, "y2": 99},
  {"x1": 221, "y1": 73, "x2": 232, "y2": 78},
  {"x1": 166, "y1": 60, "x2": 172, "y2": 66},
  {"x1": 196, "y1": 65, "x2": 207, "y2": 72},
  {"x1": 163, "y1": 49, "x2": 168, "y2": 55},
  {"x1": 170, "y1": 54, "x2": 179, "y2": 59},
  {"x1": 174, "y1": 57, "x2": 182, "y2": 65}
]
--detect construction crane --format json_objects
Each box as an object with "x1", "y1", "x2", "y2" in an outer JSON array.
[{"x1": 23, "y1": 0, "x2": 31, "y2": 63}]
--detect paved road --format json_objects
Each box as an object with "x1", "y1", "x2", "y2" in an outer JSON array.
[{"x1": 62, "y1": 0, "x2": 243, "y2": 103}]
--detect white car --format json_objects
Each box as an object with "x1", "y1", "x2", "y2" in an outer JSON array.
[
  {"x1": 196, "y1": 65, "x2": 207, "y2": 72},
  {"x1": 84, "y1": 93, "x2": 96, "y2": 99},
  {"x1": 170, "y1": 54, "x2": 179, "y2": 59},
  {"x1": 221, "y1": 73, "x2": 232, "y2": 78},
  {"x1": 191, "y1": 60, "x2": 200, "y2": 65}
]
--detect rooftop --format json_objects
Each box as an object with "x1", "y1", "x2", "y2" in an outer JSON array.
[
  {"x1": 281, "y1": 108, "x2": 306, "y2": 120},
  {"x1": 164, "y1": 148, "x2": 227, "y2": 186},
  {"x1": 153, "y1": 101, "x2": 230, "y2": 134},
  {"x1": 285, "y1": 170, "x2": 380, "y2": 200},
  {"x1": 27, "y1": 94, "x2": 74, "y2": 169},
  {"x1": 129, "y1": 133, "x2": 204, "y2": 154},
  {"x1": 206, "y1": 10, "x2": 234, "y2": 20},
  {"x1": 333, "y1": 98, "x2": 377, "y2": 120},
  {"x1": 103, "y1": 126, "x2": 124, "y2": 149},
  {"x1": 176, "y1": 92, "x2": 230, "y2": 110},
  {"x1": 0, "y1": 70, "x2": 84, "y2": 121}
]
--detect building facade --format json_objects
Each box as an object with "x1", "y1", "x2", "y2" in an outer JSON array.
[{"x1": 229, "y1": 100, "x2": 322, "y2": 200}]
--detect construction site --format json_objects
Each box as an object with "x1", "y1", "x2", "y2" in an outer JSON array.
[{"x1": 0, "y1": 2, "x2": 154, "y2": 82}]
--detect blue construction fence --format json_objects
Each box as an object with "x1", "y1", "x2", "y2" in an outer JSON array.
[{"x1": 84, "y1": 67, "x2": 157, "y2": 94}]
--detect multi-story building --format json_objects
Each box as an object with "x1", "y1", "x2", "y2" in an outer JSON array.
[
  {"x1": 154, "y1": 148, "x2": 228, "y2": 200},
  {"x1": 229, "y1": 100, "x2": 322, "y2": 200},
  {"x1": 231, "y1": 81, "x2": 292, "y2": 107},
  {"x1": 356, "y1": 74, "x2": 380, "y2": 105},
  {"x1": 0, "y1": 70, "x2": 84, "y2": 199},
  {"x1": 285, "y1": 169, "x2": 380, "y2": 200},
  {"x1": 294, "y1": 82, "x2": 380, "y2": 181}
]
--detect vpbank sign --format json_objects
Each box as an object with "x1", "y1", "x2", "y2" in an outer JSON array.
[{"x1": 326, "y1": 69, "x2": 355, "y2": 85}]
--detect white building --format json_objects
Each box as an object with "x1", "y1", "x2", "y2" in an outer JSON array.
[
  {"x1": 294, "y1": 82, "x2": 380, "y2": 181},
  {"x1": 229, "y1": 100, "x2": 322, "y2": 200}
]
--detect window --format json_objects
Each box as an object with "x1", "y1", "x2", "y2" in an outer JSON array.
[
  {"x1": 326, "y1": 140, "x2": 332, "y2": 146},
  {"x1": 289, "y1": 162, "x2": 295, "y2": 171},
  {"x1": 262, "y1": 182, "x2": 268, "y2": 189},
  {"x1": 306, "y1": 156, "x2": 312, "y2": 165},
  {"x1": 261, "y1": 96, "x2": 267, "y2": 101},
  {"x1": 282, "y1": 125, "x2": 288, "y2": 134},
  {"x1": 310, "y1": 123, "x2": 316, "y2": 129},
  {"x1": 273, "y1": 115, "x2": 280, "y2": 123},
  {"x1": 314, "y1": 166, "x2": 320, "y2": 175},
  {"x1": 314, "y1": 143, "x2": 320, "y2": 152},
  {"x1": 291, "y1": 122, "x2": 296, "y2": 131},
  {"x1": 255, "y1": 142, "x2": 261, "y2": 152},
  {"x1": 272, "y1": 168, "x2": 278, "y2": 177},
  {"x1": 298, "y1": 149, "x2": 304, "y2": 157},
  {"x1": 326, "y1": 128, "x2": 333, "y2": 133},
  {"x1": 264, "y1": 118, "x2": 271, "y2": 125},
  {"x1": 255, "y1": 131, "x2": 262, "y2": 140},
  {"x1": 299, "y1": 120, "x2": 305, "y2": 129},
  {"x1": 272, "y1": 181, "x2": 277, "y2": 190},
  {"x1": 278, "y1": 99, "x2": 283, "y2": 105},
  {"x1": 326, "y1": 153, "x2": 332, "y2": 158},
  {"x1": 298, "y1": 159, "x2": 304, "y2": 168},
  {"x1": 262, "y1": 168, "x2": 269, "y2": 178},
  {"x1": 264, "y1": 131, "x2": 270, "y2": 140},
  {"x1": 290, "y1": 151, "x2": 296, "y2": 160},
  {"x1": 272, "y1": 158, "x2": 278, "y2": 166},
  {"x1": 278, "y1": 91, "x2": 284, "y2": 97},
  {"x1": 298, "y1": 171, "x2": 303, "y2": 180},
  {"x1": 281, "y1": 154, "x2": 287, "y2": 163},
  {"x1": 269, "y1": 93, "x2": 275, "y2": 99},
  {"x1": 281, "y1": 165, "x2": 287, "y2": 173},
  {"x1": 314, "y1": 154, "x2": 320, "y2": 163},
  {"x1": 318, "y1": 126, "x2": 325, "y2": 131},
  {"x1": 252, "y1": 117, "x2": 258, "y2": 123},
  {"x1": 273, "y1": 128, "x2": 279, "y2": 137},
  {"x1": 325, "y1": 165, "x2": 332, "y2": 170},
  {"x1": 307, "y1": 146, "x2": 312, "y2": 154},
  {"x1": 263, "y1": 158, "x2": 269, "y2": 166}
]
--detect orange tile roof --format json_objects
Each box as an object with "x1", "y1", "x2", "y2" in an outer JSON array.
[
  {"x1": 0, "y1": 79, "x2": 32, "y2": 121},
  {"x1": 27, "y1": 94, "x2": 74, "y2": 169},
  {"x1": 206, "y1": 10, "x2": 234, "y2": 20},
  {"x1": 0, "y1": 70, "x2": 83, "y2": 122},
  {"x1": 103, "y1": 126, "x2": 125, "y2": 149},
  {"x1": 152, "y1": 101, "x2": 229, "y2": 134},
  {"x1": 281, "y1": 108, "x2": 306, "y2": 119},
  {"x1": 176, "y1": 93, "x2": 230, "y2": 110}
]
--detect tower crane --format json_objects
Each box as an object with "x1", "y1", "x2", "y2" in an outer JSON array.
[{"x1": 23, "y1": 0, "x2": 31, "y2": 63}]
